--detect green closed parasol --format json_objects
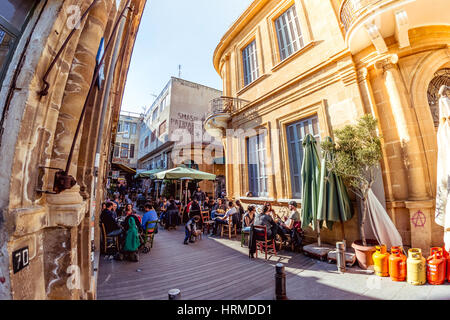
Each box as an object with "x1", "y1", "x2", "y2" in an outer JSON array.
[
  {"x1": 301, "y1": 134, "x2": 321, "y2": 240},
  {"x1": 317, "y1": 136, "x2": 353, "y2": 241}
]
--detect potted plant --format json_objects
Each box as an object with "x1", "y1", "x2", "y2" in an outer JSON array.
[{"x1": 321, "y1": 115, "x2": 383, "y2": 269}]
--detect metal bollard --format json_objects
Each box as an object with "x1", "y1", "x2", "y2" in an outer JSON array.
[
  {"x1": 336, "y1": 241, "x2": 346, "y2": 273},
  {"x1": 275, "y1": 263, "x2": 287, "y2": 300},
  {"x1": 168, "y1": 288, "x2": 181, "y2": 300}
]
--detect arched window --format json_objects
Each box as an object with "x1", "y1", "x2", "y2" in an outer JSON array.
[
  {"x1": 427, "y1": 68, "x2": 450, "y2": 128},
  {"x1": 0, "y1": 0, "x2": 38, "y2": 85}
]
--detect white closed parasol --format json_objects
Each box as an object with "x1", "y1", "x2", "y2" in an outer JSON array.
[{"x1": 435, "y1": 85, "x2": 450, "y2": 251}]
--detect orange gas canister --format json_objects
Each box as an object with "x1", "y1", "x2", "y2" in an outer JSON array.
[
  {"x1": 373, "y1": 244, "x2": 389, "y2": 277},
  {"x1": 426, "y1": 247, "x2": 446, "y2": 285},
  {"x1": 442, "y1": 247, "x2": 450, "y2": 281},
  {"x1": 389, "y1": 246, "x2": 406, "y2": 281}
]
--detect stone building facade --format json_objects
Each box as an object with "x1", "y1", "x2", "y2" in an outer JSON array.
[
  {"x1": 113, "y1": 111, "x2": 143, "y2": 169},
  {"x1": 138, "y1": 77, "x2": 224, "y2": 197},
  {"x1": 0, "y1": 0, "x2": 146, "y2": 299},
  {"x1": 206, "y1": 0, "x2": 450, "y2": 251}
]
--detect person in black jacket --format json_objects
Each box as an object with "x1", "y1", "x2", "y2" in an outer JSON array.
[
  {"x1": 249, "y1": 205, "x2": 278, "y2": 258},
  {"x1": 100, "y1": 202, "x2": 123, "y2": 256},
  {"x1": 192, "y1": 187, "x2": 206, "y2": 206},
  {"x1": 100, "y1": 202, "x2": 122, "y2": 236},
  {"x1": 189, "y1": 199, "x2": 201, "y2": 219},
  {"x1": 165, "y1": 199, "x2": 180, "y2": 229}
]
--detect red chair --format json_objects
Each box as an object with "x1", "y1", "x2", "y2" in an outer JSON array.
[{"x1": 254, "y1": 225, "x2": 277, "y2": 260}]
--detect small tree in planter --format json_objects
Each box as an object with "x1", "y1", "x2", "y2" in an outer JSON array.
[{"x1": 321, "y1": 114, "x2": 382, "y2": 247}]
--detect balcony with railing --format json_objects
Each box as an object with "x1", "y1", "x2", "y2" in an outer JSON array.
[
  {"x1": 204, "y1": 96, "x2": 249, "y2": 138},
  {"x1": 339, "y1": 0, "x2": 388, "y2": 32},
  {"x1": 338, "y1": 0, "x2": 445, "y2": 54}
]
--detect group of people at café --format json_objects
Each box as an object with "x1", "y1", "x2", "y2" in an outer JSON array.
[
  {"x1": 183, "y1": 192, "x2": 303, "y2": 255},
  {"x1": 100, "y1": 194, "x2": 159, "y2": 261},
  {"x1": 101, "y1": 184, "x2": 304, "y2": 260}
]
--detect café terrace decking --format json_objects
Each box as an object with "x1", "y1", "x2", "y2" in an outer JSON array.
[{"x1": 97, "y1": 227, "x2": 315, "y2": 300}]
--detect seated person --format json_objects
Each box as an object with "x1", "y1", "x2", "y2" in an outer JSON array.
[
  {"x1": 184, "y1": 215, "x2": 200, "y2": 245},
  {"x1": 158, "y1": 198, "x2": 169, "y2": 222},
  {"x1": 100, "y1": 202, "x2": 122, "y2": 237},
  {"x1": 242, "y1": 205, "x2": 256, "y2": 232},
  {"x1": 210, "y1": 201, "x2": 236, "y2": 236},
  {"x1": 111, "y1": 202, "x2": 119, "y2": 220},
  {"x1": 120, "y1": 214, "x2": 141, "y2": 262},
  {"x1": 141, "y1": 203, "x2": 159, "y2": 233},
  {"x1": 279, "y1": 201, "x2": 301, "y2": 230},
  {"x1": 202, "y1": 196, "x2": 212, "y2": 211},
  {"x1": 210, "y1": 198, "x2": 227, "y2": 219},
  {"x1": 253, "y1": 205, "x2": 278, "y2": 240},
  {"x1": 277, "y1": 201, "x2": 301, "y2": 241},
  {"x1": 165, "y1": 199, "x2": 180, "y2": 229},
  {"x1": 124, "y1": 203, "x2": 141, "y2": 223},
  {"x1": 235, "y1": 200, "x2": 245, "y2": 231},
  {"x1": 123, "y1": 212, "x2": 143, "y2": 234},
  {"x1": 189, "y1": 199, "x2": 201, "y2": 219}
]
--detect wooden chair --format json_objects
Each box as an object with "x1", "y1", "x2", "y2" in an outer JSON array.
[
  {"x1": 241, "y1": 224, "x2": 251, "y2": 247},
  {"x1": 101, "y1": 223, "x2": 119, "y2": 254},
  {"x1": 142, "y1": 220, "x2": 158, "y2": 253},
  {"x1": 221, "y1": 215, "x2": 237, "y2": 239},
  {"x1": 200, "y1": 210, "x2": 214, "y2": 234},
  {"x1": 254, "y1": 225, "x2": 277, "y2": 260}
]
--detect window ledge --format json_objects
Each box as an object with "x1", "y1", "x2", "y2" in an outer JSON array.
[
  {"x1": 237, "y1": 74, "x2": 271, "y2": 96},
  {"x1": 271, "y1": 41, "x2": 317, "y2": 73},
  {"x1": 238, "y1": 196, "x2": 275, "y2": 202},
  {"x1": 238, "y1": 197, "x2": 302, "y2": 205},
  {"x1": 277, "y1": 198, "x2": 302, "y2": 204}
]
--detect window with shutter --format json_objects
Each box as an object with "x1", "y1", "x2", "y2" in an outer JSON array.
[
  {"x1": 242, "y1": 40, "x2": 259, "y2": 86},
  {"x1": 275, "y1": 5, "x2": 304, "y2": 62},
  {"x1": 247, "y1": 132, "x2": 268, "y2": 197},
  {"x1": 286, "y1": 116, "x2": 320, "y2": 198}
]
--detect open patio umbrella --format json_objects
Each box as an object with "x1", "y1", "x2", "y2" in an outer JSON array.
[
  {"x1": 317, "y1": 136, "x2": 353, "y2": 241},
  {"x1": 301, "y1": 134, "x2": 321, "y2": 243},
  {"x1": 153, "y1": 166, "x2": 216, "y2": 181},
  {"x1": 134, "y1": 168, "x2": 164, "y2": 179}
]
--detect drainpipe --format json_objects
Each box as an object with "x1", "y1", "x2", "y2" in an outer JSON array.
[{"x1": 90, "y1": 4, "x2": 130, "y2": 297}]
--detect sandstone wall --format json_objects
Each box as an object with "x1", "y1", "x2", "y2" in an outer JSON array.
[{"x1": 0, "y1": 0, "x2": 147, "y2": 299}]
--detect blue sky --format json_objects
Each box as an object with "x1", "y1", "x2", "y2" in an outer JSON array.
[{"x1": 121, "y1": 0, "x2": 253, "y2": 114}]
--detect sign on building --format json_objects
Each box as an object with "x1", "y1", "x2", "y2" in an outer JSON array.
[{"x1": 12, "y1": 247, "x2": 29, "y2": 274}]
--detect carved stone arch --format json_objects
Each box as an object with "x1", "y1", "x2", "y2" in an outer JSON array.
[
  {"x1": 48, "y1": 0, "x2": 113, "y2": 190},
  {"x1": 409, "y1": 48, "x2": 450, "y2": 196},
  {"x1": 76, "y1": 5, "x2": 120, "y2": 199},
  {"x1": 6, "y1": 1, "x2": 90, "y2": 209}
]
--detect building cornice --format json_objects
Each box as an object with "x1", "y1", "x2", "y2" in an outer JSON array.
[{"x1": 213, "y1": 0, "x2": 271, "y2": 75}]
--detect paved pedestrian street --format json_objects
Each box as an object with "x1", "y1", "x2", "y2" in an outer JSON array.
[{"x1": 97, "y1": 227, "x2": 450, "y2": 300}]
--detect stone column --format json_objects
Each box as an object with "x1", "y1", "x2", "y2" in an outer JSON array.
[
  {"x1": 357, "y1": 67, "x2": 409, "y2": 202},
  {"x1": 374, "y1": 54, "x2": 429, "y2": 200},
  {"x1": 375, "y1": 54, "x2": 433, "y2": 251}
]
